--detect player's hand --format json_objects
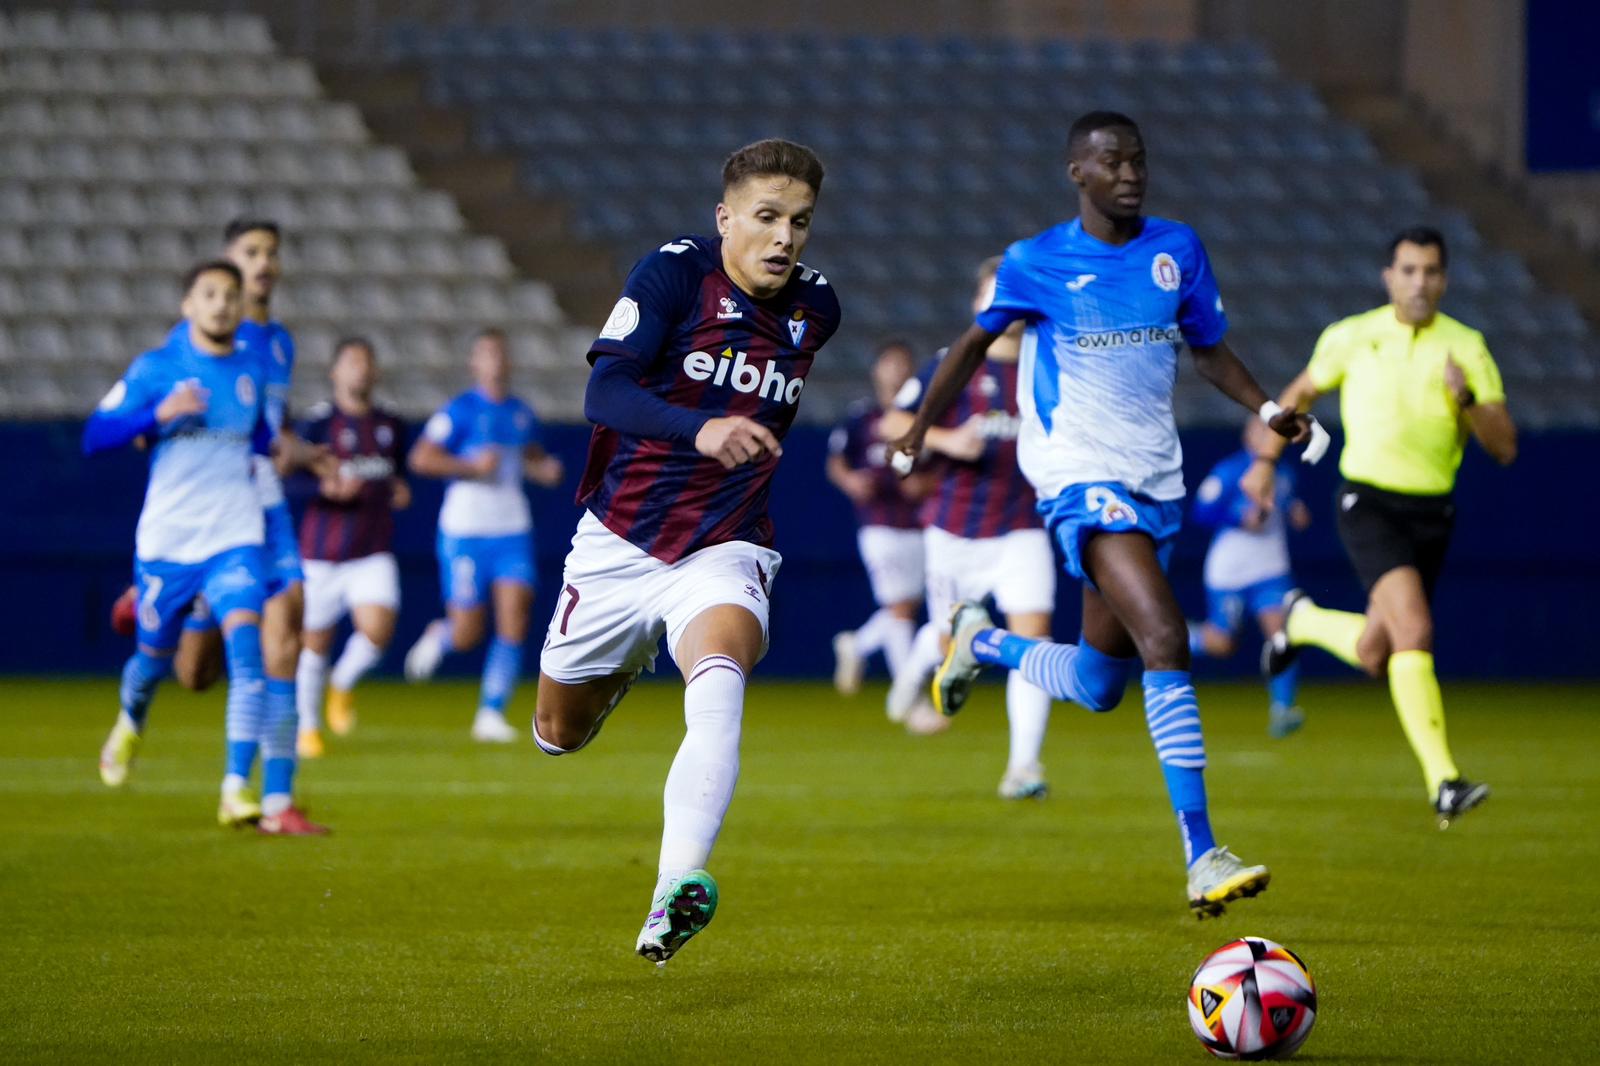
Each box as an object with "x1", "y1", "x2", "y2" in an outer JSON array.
[
  {"x1": 1289, "y1": 499, "x2": 1312, "y2": 532},
  {"x1": 156, "y1": 379, "x2": 208, "y2": 424},
  {"x1": 695, "y1": 416, "x2": 782, "y2": 469},
  {"x1": 1443, "y1": 352, "x2": 1475, "y2": 409},
  {"x1": 304, "y1": 444, "x2": 338, "y2": 480},
  {"x1": 886, "y1": 426, "x2": 925, "y2": 477},
  {"x1": 527, "y1": 454, "x2": 564, "y2": 488},
  {"x1": 940, "y1": 415, "x2": 988, "y2": 462},
  {"x1": 319, "y1": 474, "x2": 361, "y2": 502},
  {"x1": 464, "y1": 449, "x2": 501, "y2": 479},
  {"x1": 1240, "y1": 457, "x2": 1277, "y2": 512},
  {"x1": 1241, "y1": 506, "x2": 1269, "y2": 532},
  {"x1": 390, "y1": 478, "x2": 412, "y2": 511},
  {"x1": 840, "y1": 469, "x2": 875, "y2": 505},
  {"x1": 1266, "y1": 409, "x2": 1311, "y2": 444}
]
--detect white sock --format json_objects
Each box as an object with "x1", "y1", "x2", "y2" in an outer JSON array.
[
  {"x1": 295, "y1": 649, "x2": 328, "y2": 731},
  {"x1": 261, "y1": 792, "x2": 291, "y2": 817},
  {"x1": 331, "y1": 632, "x2": 383, "y2": 692},
  {"x1": 658, "y1": 655, "x2": 745, "y2": 880},
  {"x1": 222, "y1": 773, "x2": 248, "y2": 796},
  {"x1": 853, "y1": 607, "x2": 892, "y2": 658},
  {"x1": 1006, "y1": 670, "x2": 1052, "y2": 772},
  {"x1": 882, "y1": 617, "x2": 915, "y2": 678},
  {"x1": 887, "y1": 620, "x2": 945, "y2": 717}
]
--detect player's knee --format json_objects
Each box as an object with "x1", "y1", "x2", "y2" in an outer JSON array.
[
  {"x1": 1387, "y1": 616, "x2": 1433, "y2": 654},
  {"x1": 1137, "y1": 620, "x2": 1190, "y2": 672},
  {"x1": 532, "y1": 708, "x2": 590, "y2": 754}
]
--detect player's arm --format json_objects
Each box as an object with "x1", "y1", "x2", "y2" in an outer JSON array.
[
  {"x1": 1445, "y1": 352, "x2": 1517, "y2": 465},
  {"x1": 522, "y1": 441, "x2": 565, "y2": 487},
  {"x1": 888, "y1": 323, "x2": 997, "y2": 469},
  {"x1": 409, "y1": 408, "x2": 497, "y2": 481},
  {"x1": 1191, "y1": 340, "x2": 1313, "y2": 446},
  {"x1": 1239, "y1": 369, "x2": 1327, "y2": 507},
  {"x1": 82, "y1": 365, "x2": 206, "y2": 455}
]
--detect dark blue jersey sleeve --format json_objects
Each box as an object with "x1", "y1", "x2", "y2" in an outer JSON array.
[{"x1": 586, "y1": 239, "x2": 705, "y2": 370}]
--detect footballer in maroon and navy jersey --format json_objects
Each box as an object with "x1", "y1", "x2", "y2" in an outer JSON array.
[
  {"x1": 297, "y1": 400, "x2": 406, "y2": 564},
  {"x1": 895, "y1": 351, "x2": 1039, "y2": 540},
  {"x1": 577, "y1": 232, "x2": 841, "y2": 563},
  {"x1": 291, "y1": 337, "x2": 412, "y2": 753},
  {"x1": 825, "y1": 340, "x2": 927, "y2": 698},
  {"x1": 536, "y1": 140, "x2": 839, "y2": 966}
]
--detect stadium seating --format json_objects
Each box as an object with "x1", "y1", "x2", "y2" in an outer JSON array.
[
  {"x1": 0, "y1": 9, "x2": 580, "y2": 421},
  {"x1": 379, "y1": 22, "x2": 1597, "y2": 427}
]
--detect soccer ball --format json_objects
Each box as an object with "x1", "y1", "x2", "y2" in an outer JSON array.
[{"x1": 1188, "y1": 936, "x2": 1317, "y2": 1060}]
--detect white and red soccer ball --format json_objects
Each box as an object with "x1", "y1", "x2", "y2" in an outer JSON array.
[{"x1": 1188, "y1": 936, "x2": 1317, "y2": 1059}]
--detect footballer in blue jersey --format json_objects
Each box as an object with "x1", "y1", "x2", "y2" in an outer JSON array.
[
  {"x1": 892, "y1": 111, "x2": 1321, "y2": 918},
  {"x1": 86, "y1": 260, "x2": 326, "y2": 832},
  {"x1": 1186, "y1": 419, "x2": 1313, "y2": 739},
  {"x1": 403, "y1": 328, "x2": 564, "y2": 742}
]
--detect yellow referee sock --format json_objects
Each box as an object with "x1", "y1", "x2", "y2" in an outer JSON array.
[
  {"x1": 1285, "y1": 601, "x2": 1366, "y2": 670},
  {"x1": 1387, "y1": 650, "x2": 1459, "y2": 794}
]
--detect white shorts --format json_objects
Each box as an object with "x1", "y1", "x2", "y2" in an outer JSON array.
[
  {"x1": 857, "y1": 525, "x2": 925, "y2": 606},
  {"x1": 302, "y1": 553, "x2": 401, "y2": 632},
  {"x1": 924, "y1": 525, "x2": 1056, "y2": 630},
  {"x1": 539, "y1": 512, "x2": 783, "y2": 683}
]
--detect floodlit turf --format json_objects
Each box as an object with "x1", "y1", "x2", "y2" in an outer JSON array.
[{"x1": 3, "y1": 676, "x2": 1597, "y2": 1064}]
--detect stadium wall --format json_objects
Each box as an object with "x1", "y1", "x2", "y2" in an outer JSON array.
[{"x1": 4, "y1": 421, "x2": 1595, "y2": 681}]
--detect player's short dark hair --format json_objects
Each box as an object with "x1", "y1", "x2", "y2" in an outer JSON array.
[
  {"x1": 332, "y1": 334, "x2": 376, "y2": 362},
  {"x1": 182, "y1": 259, "x2": 243, "y2": 293},
  {"x1": 722, "y1": 139, "x2": 825, "y2": 196},
  {"x1": 223, "y1": 218, "x2": 280, "y2": 245},
  {"x1": 1067, "y1": 110, "x2": 1141, "y2": 158},
  {"x1": 874, "y1": 337, "x2": 916, "y2": 361},
  {"x1": 1387, "y1": 226, "x2": 1448, "y2": 269}
]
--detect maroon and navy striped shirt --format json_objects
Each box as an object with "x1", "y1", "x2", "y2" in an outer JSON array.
[
  {"x1": 296, "y1": 402, "x2": 406, "y2": 562},
  {"x1": 828, "y1": 402, "x2": 921, "y2": 530},
  {"x1": 896, "y1": 353, "x2": 1039, "y2": 539},
  {"x1": 579, "y1": 235, "x2": 842, "y2": 563}
]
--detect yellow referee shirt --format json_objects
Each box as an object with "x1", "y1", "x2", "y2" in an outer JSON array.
[{"x1": 1306, "y1": 306, "x2": 1505, "y2": 496}]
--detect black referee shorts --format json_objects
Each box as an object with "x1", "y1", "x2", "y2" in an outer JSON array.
[{"x1": 1334, "y1": 480, "x2": 1456, "y2": 600}]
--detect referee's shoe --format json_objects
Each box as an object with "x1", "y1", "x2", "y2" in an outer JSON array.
[
  {"x1": 1260, "y1": 588, "x2": 1309, "y2": 678},
  {"x1": 1434, "y1": 778, "x2": 1490, "y2": 828}
]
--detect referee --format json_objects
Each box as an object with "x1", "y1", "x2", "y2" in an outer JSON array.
[{"x1": 1246, "y1": 226, "x2": 1517, "y2": 826}]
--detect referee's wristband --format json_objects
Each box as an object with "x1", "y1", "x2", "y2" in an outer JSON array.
[{"x1": 1258, "y1": 400, "x2": 1284, "y2": 425}]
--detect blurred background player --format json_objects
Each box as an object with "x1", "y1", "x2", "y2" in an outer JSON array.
[
  {"x1": 825, "y1": 339, "x2": 927, "y2": 696},
  {"x1": 87, "y1": 261, "x2": 323, "y2": 834},
  {"x1": 1253, "y1": 226, "x2": 1517, "y2": 826},
  {"x1": 533, "y1": 140, "x2": 840, "y2": 964},
  {"x1": 881, "y1": 259, "x2": 1058, "y2": 796},
  {"x1": 291, "y1": 337, "x2": 411, "y2": 756},
  {"x1": 892, "y1": 111, "x2": 1319, "y2": 916},
  {"x1": 1186, "y1": 418, "x2": 1312, "y2": 738},
  {"x1": 403, "y1": 329, "x2": 564, "y2": 742}
]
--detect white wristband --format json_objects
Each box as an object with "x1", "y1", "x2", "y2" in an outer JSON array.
[
  {"x1": 890, "y1": 450, "x2": 915, "y2": 476},
  {"x1": 1258, "y1": 400, "x2": 1284, "y2": 424}
]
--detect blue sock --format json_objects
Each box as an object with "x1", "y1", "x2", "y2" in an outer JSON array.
[
  {"x1": 480, "y1": 637, "x2": 523, "y2": 713},
  {"x1": 261, "y1": 677, "x2": 297, "y2": 803},
  {"x1": 1268, "y1": 660, "x2": 1300, "y2": 708},
  {"x1": 974, "y1": 629, "x2": 1131, "y2": 712},
  {"x1": 1143, "y1": 670, "x2": 1217, "y2": 866},
  {"x1": 223, "y1": 624, "x2": 265, "y2": 780},
  {"x1": 119, "y1": 650, "x2": 172, "y2": 730}
]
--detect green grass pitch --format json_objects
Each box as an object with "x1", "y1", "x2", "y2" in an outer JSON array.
[{"x1": 3, "y1": 676, "x2": 1597, "y2": 1063}]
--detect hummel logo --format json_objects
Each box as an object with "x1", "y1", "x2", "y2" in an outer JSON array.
[
  {"x1": 716, "y1": 296, "x2": 744, "y2": 320},
  {"x1": 1066, "y1": 274, "x2": 1097, "y2": 292}
]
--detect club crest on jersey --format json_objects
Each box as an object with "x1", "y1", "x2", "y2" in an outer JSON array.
[
  {"x1": 339, "y1": 427, "x2": 359, "y2": 451},
  {"x1": 1151, "y1": 252, "x2": 1181, "y2": 292},
  {"x1": 717, "y1": 297, "x2": 744, "y2": 320},
  {"x1": 683, "y1": 347, "x2": 805, "y2": 405},
  {"x1": 376, "y1": 423, "x2": 394, "y2": 448},
  {"x1": 1086, "y1": 486, "x2": 1138, "y2": 526},
  {"x1": 787, "y1": 311, "x2": 808, "y2": 347},
  {"x1": 600, "y1": 297, "x2": 641, "y2": 340},
  {"x1": 235, "y1": 375, "x2": 256, "y2": 406}
]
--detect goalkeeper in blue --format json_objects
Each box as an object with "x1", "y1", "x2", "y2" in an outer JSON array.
[
  {"x1": 890, "y1": 112, "x2": 1323, "y2": 918},
  {"x1": 85, "y1": 260, "x2": 327, "y2": 834},
  {"x1": 1186, "y1": 418, "x2": 1313, "y2": 740}
]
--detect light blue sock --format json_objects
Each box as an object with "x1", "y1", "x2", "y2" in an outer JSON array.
[
  {"x1": 974, "y1": 629, "x2": 1132, "y2": 713},
  {"x1": 1143, "y1": 670, "x2": 1216, "y2": 866},
  {"x1": 119, "y1": 650, "x2": 172, "y2": 731},
  {"x1": 1269, "y1": 660, "x2": 1300, "y2": 708},
  {"x1": 223, "y1": 624, "x2": 265, "y2": 780},
  {"x1": 480, "y1": 637, "x2": 523, "y2": 713},
  {"x1": 261, "y1": 677, "x2": 297, "y2": 805}
]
